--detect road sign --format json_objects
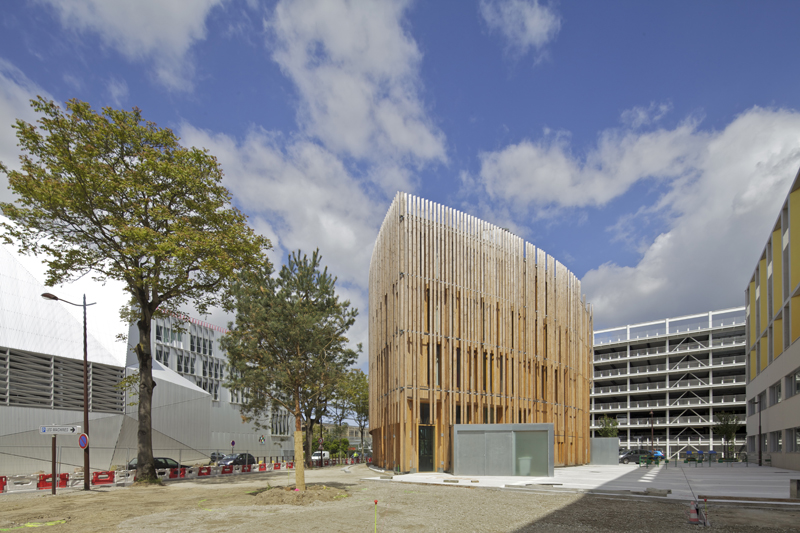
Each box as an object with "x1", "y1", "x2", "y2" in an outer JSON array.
[
  {"x1": 78, "y1": 433, "x2": 89, "y2": 449},
  {"x1": 318, "y1": 438, "x2": 323, "y2": 444},
  {"x1": 259, "y1": 435, "x2": 266, "y2": 444},
  {"x1": 230, "y1": 440, "x2": 235, "y2": 447},
  {"x1": 40, "y1": 426, "x2": 80, "y2": 435}
]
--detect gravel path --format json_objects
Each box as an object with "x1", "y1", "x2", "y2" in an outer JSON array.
[{"x1": 1, "y1": 465, "x2": 798, "y2": 531}]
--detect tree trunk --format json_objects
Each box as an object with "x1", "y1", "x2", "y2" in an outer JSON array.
[
  {"x1": 305, "y1": 421, "x2": 316, "y2": 469},
  {"x1": 293, "y1": 395, "x2": 305, "y2": 491},
  {"x1": 135, "y1": 314, "x2": 157, "y2": 482}
]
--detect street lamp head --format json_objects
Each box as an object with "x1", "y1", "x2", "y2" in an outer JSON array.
[{"x1": 41, "y1": 292, "x2": 59, "y2": 301}]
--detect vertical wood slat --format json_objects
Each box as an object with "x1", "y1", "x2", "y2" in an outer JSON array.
[{"x1": 369, "y1": 193, "x2": 594, "y2": 472}]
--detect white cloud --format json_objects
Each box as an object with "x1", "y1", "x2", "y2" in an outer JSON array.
[
  {"x1": 178, "y1": 124, "x2": 385, "y2": 364},
  {"x1": 471, "y1": 106, "x2": 800, "y2": 329},
  {"x1": 106, "y1": 76, "x2": 129, "y2": 107},
  {"x1": 477, "y1": 116, "x2": 704, "y2": 213},
  {"x1": 580, "y1": 108, "x2": 800, "y2": 329},
  {"x1": 267, "y1": 0, "x2": 446, "y2": 166},
  {"x1": 39, "y1": 0, "x2": 226, "y2": 91},
  {"x1": 0, "y1": 59, "x2": 53, "y2": 205},
  {"x1": 479, "y1": 0, "x2": 561, "y2": 60}
]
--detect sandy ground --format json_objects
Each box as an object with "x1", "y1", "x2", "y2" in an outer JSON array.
[{"x1": 1, "y1": 465, "x2": 799, "y2": 532}]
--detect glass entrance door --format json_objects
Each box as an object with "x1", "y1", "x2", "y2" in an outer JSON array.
[{"x1": 418, "y1": 425, "x2": 434, "y2": 472}]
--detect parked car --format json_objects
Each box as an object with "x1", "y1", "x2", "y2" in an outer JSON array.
[
  {"x1": 209, "y1": 452, "x2": 224, "y2": 462},
  {"x1": 312, "y1": 451, "x2": 330, "y2": 461},
  {"x1": 126, "y1": 457, "x2": 189, "y2": 471},
  {"x1": 619, "y1": 449, "x2": 653, "y2": 464},
  {"x1": 218, "y1": 453, "x2": 256, "y2": 466}
]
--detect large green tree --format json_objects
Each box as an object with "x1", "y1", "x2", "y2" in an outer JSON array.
[
  {"x1": 597, "y1": 415, "x2": 619, "y2": 438},
  {"x1": 347, "y1": 369, "x2": 369, "y2": 452},
  {"x1": 222, "y1": 249, "x2": 359, "y2": 491},
  {"x1": 0, "y1": 97, "x2": 268, "y2": 482},
  {"x1": 714, "y1": 411, "x2": 742, "y2": 459}
]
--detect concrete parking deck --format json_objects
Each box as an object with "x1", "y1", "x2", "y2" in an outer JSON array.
[{"x1": 369, "y1": 463, "x2": 800, "y2": 502}]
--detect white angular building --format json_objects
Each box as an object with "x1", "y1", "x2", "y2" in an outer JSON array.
[
  {"x1": 0, "y1": 244, "x2": 292, "y2": 476},
  {"x1": 592, "y1": 308, "x2": 747, "y2": 458}
]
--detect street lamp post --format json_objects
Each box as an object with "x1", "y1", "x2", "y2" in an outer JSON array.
[
  {"x1": 755, "y1": 398, "x2": 763, "y2": 466},
  {"x1": 650, "y1": 411, "x2": 654, "y2": 452},
  {"x1": 41, "y1": 293, "x2": 96, "y2": 490}
]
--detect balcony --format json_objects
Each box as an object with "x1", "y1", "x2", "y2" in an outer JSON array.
[
  {"x1": 630, "y1": 399, "x2": 667, "y2": 409},
  {"x1": 669, "y1": 360, "x2": 706, "y2": 371},
  {"x1": 710, "y1": 355, "x2": 745, "y2": 367},
  {"x1": 594, "y1": 351, "x2": 627, "y2": 363},
  {"x1": 630, "y1": 346, "x2": 667, "y2": 358},
  {"x1": 711, "y1": 375, "x2": 745, "y2": 386},
  {"x1": 670, "y1": 341, "x2": 708, "y2": 353},
  {"x1": 670, "y1": 397, "x2": 707, "y2": 407},
  {"x1": 593, "y1": 384, "x2": 627, "y2": 395},
  {"x1": 712, "y1": 393, "x2": 745, "y2": 404},
  {"x1": 594, "y1": 368, "x2": 626, "y2": 379},
  {"x1": 670, "y1": 378, "x2": 707, "y2": 389},
  {"x1": 710, "y1": 335, "x2": 746, "y2": 348},
  {"x1": 591, "y1": 401, "x2": 627, "y2": 411},
  {"x1": 629, "y1": 381, "x2": 667, "y2": 392}
]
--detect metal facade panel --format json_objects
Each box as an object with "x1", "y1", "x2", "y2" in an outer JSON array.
[
  {"x1": 485, "y1": 431, "x2": 513, "y2": 476},
  {"x1": 455, "y1": 430, "x2": 485, "y2": 476}
]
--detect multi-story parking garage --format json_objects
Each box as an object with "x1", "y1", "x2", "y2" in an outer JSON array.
[{"x1": 592, "y1": 308, "x2": 747, "y2": 459}]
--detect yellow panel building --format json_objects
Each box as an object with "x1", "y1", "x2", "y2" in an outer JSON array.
[{"x1": 745, "y1": 167, "x2": 800, "y2": 470}]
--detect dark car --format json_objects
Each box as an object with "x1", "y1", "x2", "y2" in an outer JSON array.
[
  {"x1": 210, "y1": 452, "x2": 224, "y2": 462},
  {"x1": 126, "y1": 457, "x2": 189, "y2": 471},
  {"x1": 218, "y1": 453, "x2": 256, "y2": 466},
  {"x1": 619, "y1": 449, "x2": 653, "y2": 464}
]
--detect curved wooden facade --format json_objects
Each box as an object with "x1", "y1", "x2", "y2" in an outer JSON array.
[{"x1": 369, "y1": 193, "x2": 593, "y2": 473}]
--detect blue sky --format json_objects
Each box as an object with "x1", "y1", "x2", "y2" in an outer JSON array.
[{"x1": 2, "y1": 1, "x2": 800, "y2": 368}]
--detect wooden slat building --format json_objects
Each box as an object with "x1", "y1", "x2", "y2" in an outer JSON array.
[{"x1": 369, "y1": 193, "x2": 594, "y2": 473}]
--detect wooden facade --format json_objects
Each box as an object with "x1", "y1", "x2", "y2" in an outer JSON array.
[{"x1": 368, "y1": 193, "x2": 594, "y2": 473}]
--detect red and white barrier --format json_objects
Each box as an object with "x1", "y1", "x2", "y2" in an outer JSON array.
[{"x1": 37, "y1": 473, "x2": 69, "y2": 490}]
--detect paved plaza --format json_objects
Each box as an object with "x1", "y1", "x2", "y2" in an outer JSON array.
[{"x1": 373, "y1": 463, "x2": 800, "y2": 502}]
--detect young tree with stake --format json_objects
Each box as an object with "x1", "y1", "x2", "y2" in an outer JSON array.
[{"x1": 222, "y1": 249, "x2": 359, "y2": 491}]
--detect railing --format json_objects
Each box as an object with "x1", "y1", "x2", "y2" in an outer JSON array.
[
  {"x1": 626, "y1": 417, "x2": 668, "y2": 426},
  {"x1": 669, "y1": 360, "x2": 706, "y2": 371},
  {"x1": 630, "y1": 399, "x2": 667, "y2": 409},
  {"x1": 710, "y1": 355, "x2": 746, "y2": 366},
  {"x1": 593, "y1": 384, "x2": 627, "y2": 394},
  {"x1": 591, "y1": 401, "x2": 627, "y2": 411},
  {"x1": 671, "y1": 416, "x2": 708, "y2": 424},
  {"x1": 670, "y1": 397, "x2": 707, "y2": 406},
  {"x1": 630, "y1": 346, "x2": 667, "y2": 357},
  {"x1": 712, "y1": 394, "x2": 745, "y2": 404},
  {"x1": 629, "y1": 364, "x2": 667, "y2": 375},
  {"x1": 594, "y1": 351, "x2": 627, "y2": 363},
  {"x1": 712, "y1": 376, "x2": 745, "y2": 385},
  {"x1": 629, "y1": 382, "x2": 667, "y2": 392},
  {"x1": 670, "y1": 341, "x2": 708, "y2": 353},
  {"x1": 710, "y1": 335, "x2": 746, "y2": 348},
  {"x1": 594, "y1": 368, "x2": 626, "y2": 378},
  {"x1": 670, "y1": 379, "x2": 706, "y2": 389}
]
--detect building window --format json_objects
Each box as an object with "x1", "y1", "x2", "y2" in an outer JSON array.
[
  {"x1": 202, "y1": 338, "x2": 208, "y2": 355},
  {"x1": 214, "y1": 361, "x2": 219, "y2": 379},
  {"x1": 794, "y1": 427, "x2": 800, "y2": 452},
  {"x1": 791, "y1": 369, "x2": 800, "y2": 397},
  {"x1": 770, "y1": 381, "x2": 782, "y2": 406},
  {"x1": 772, "y1": 431, "x2": 782, "y2": 453},
  {"x1": 209, "y1": 341, "x2": 213, "y2": 357},
  {"x1": 156, "y1": 325, "x2": 163, "y2": 342},
  {"x1": 202, "y1": 360, "x2": 208, "y2": 378},
  {"x1": 213, "y1": 383, "x2": 219, "y2": 401},
  {"x1": 190, "y1": 334, "x2": 196, "y2": 352},
  {"x1": 748, "y1": 398, "x2": 756, "y2": 417},
  {"x1": 190, "y1": 357, "x2": 196, "y2": 375},
  {"x1": 156, "y1": 346, "x2": 163, "y2": 363},
  {"x1": 177, "y1": 354, "x2": 183, "y2": 373}
]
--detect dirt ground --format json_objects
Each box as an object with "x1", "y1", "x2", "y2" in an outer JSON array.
[{"x1": 1, "y1": 464, "x2": 799, "y2": 532}]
